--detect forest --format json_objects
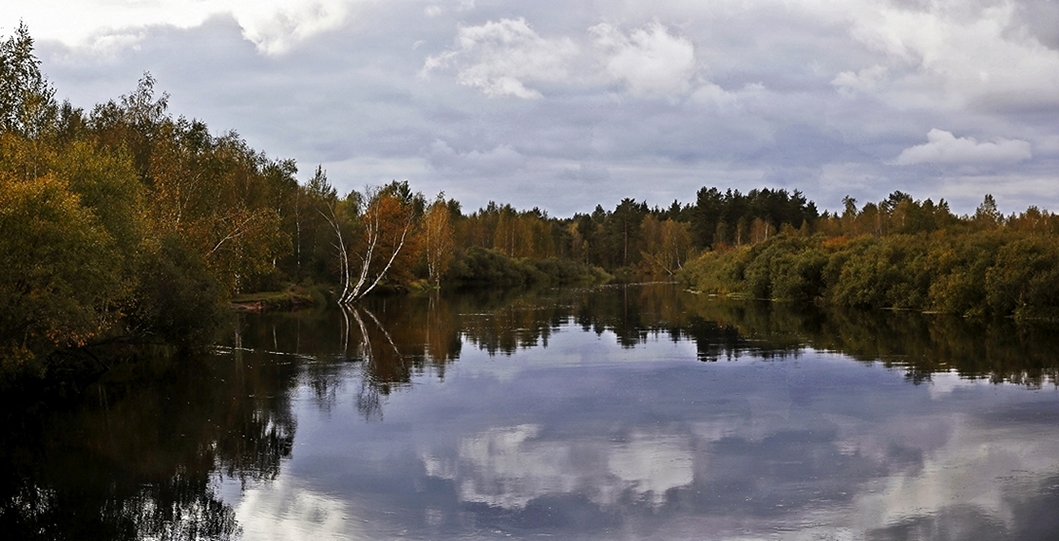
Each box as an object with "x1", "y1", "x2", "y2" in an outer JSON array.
[
  {"x1": 3, "y1": 24, "x2": 1059, "y2": 377},
  {"x1": 680, "y1": 192, "x2": 1059, "y2": 321}
]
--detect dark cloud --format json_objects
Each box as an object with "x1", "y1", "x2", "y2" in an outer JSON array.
[
  {"x1": 20, "y1": 0, "x2": 1059, "y2": 215},
  {"x1": 1011, "y1": 0, "x2": 1059, "y2": 50}
]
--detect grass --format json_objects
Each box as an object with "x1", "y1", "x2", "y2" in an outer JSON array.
[{"x1": 231, "y1": 286, "x2": 319, "y2": 311}]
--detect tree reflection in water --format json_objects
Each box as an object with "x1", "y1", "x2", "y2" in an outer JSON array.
[
  {"x1": 3, "y1": 283, "x2": 1059, "y2": 539},
  {"x1": 302, "y1": 285, "x2": 1059, "y2": 416},
  {"x1": 0, "y1": 344, "x2": 298, "y2": 539}
]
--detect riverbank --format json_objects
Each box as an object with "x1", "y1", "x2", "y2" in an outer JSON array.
[{"x1": 231, "y1": 287, "x2": 321, "y2": 312}]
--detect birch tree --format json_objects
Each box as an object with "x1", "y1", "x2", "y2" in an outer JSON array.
[
  {"x1": 316, "y1": 178, "x2": 423, "y2": 304},
  {"x1": 640, "y1": 216, "x2": 692, "y2": 278},
  {"x1": 0, "y1": 22, "x2": 56, "y2": 139},
  {"x1": 343, "y1": 182, "x2": 422, "y2": 302},
  {"x1": 422, "y1": 194, "x2": 455, "y2": 288}
]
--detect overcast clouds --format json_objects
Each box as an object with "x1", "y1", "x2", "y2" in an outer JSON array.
[{"x1": 2, "y1": 0, "x2": 1057, "y2": 215}]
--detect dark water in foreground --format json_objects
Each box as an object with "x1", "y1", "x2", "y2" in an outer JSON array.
[{"x1": 3, "y1": 284, "x2": 1059, "y2": 540}]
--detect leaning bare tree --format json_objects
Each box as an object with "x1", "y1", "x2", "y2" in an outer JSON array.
[{"x1": 318, "y1": 180, "x2": 422, "y2": 305}]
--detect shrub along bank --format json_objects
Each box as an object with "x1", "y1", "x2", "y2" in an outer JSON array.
[{"x1": 680, "y1": 228, "x2": 1059, "y2": 321}]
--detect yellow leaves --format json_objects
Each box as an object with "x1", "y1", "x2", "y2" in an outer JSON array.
[
  {"x1": 51, "y1": 139, "x2": 145, "y2": 253},
  {"x1": 461, "y1": 204, "x2": 554, "y2": 259},
  {"x1": 822, "y1": 235, "x2": 850, "y2": 249},
  {"x1": 360, "y1": 189, "x2": 420, "y2": 285},
  {"x1": 142, "y1": 121, "x2": 292, "y2": 294},
  {"x1": 0, "y1": 131, "x2": 55, "y2": 182},
  {"x1": 422, "y1": 198, "x2": 455, "y2": 286},
  {"x1": 640, "y1": 215, "x2": 691, "y2": 277}
]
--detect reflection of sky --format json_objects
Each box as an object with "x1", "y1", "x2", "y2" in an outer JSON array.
[
  {"x1": 456, "y1": 325, "x2": 701, "y2": 382},
  {"x1": 928, "y1": 370, "x2": 988, "y2": 400},
  {"x1": 848, "y1": 410, "x2": 1059, "y2": 534},
  {"x1": 225, "y1": 323, "x2": 1059, "y2": 540},
  {"x1": 422, "y1": 424, "x2": 694, "y2": 509},
  {"x1": 221, "y1": 476, "x2": 359, "y2": 541}
]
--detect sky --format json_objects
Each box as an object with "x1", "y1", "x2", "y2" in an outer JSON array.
[{"x1": 2, "y1": 0, "x2": 1057, "y2": 216}]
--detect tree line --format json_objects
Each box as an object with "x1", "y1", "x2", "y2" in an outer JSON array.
[
  {"x1": 681, "y1": 191, "x2": 1059, "y2": 321},
  {"x1": 3, "y1": 24, "x2": 1057, "y2": 373},
  {"x1": 2, "y1": 25, "x2": 297, "y2": 372}
]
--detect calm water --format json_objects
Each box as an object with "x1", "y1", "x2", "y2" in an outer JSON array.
[{"x1": 3, "y1": 284, "x2": 1059, "y2": 540}]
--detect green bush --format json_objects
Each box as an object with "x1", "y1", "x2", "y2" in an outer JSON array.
[
  {"x1": 773, "y1": 248, "x2": 828, "y2": 303},
  {"x1": 445, "y1": 247, "x2": 610, "y2": 290},
  {"x1": 925, "y1": 231, "x2": 1001, "y2": 317},
  {"x1": 679, "y1": 247, "x2": 747, "y2": 295},
  {"x1": 0, "y1": 173, "x2": 122, "y2": 370},
  {"x1": 985, "y1": 237, "x2": 1059, "y2": 320},
  {"x1": 684, "y1": 228, "x2": 1059, "y2": 319},
  {"x1": 131, "y1": 234, "x2": 230, "y2": 351}
]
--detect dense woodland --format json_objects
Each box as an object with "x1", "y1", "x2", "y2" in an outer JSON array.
[
  {"x1": 3, "y1": 25, "x2": 1059, "y2": 375},
  {"x1": 681, "y1": 192, "x2": 1059, "y2": 321}
]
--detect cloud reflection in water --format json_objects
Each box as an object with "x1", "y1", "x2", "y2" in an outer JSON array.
[
  {"x1": 232, "y1": 477, "x2": 358, "y2": 541},
  {"x1": 423, "y1": 424, "x2": 694, "y2": 510},
  {"x1": 217, "y1": 292, "x2": 1059, "y2": 540}
]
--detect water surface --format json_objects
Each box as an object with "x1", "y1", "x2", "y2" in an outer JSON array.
[{"x1": 3, "y1": 284, "x2": 1059, "y2": 540}]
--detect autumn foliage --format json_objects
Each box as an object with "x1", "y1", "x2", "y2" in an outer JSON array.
[
  {"x1": 5, "y1": 24, "x2": 1059, "y2": 372},
  {"x1": 681, "y1": 192, "x2": 1059, "y2": 321}
]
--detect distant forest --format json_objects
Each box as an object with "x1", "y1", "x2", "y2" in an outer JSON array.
[{"x1": 4, "y1": 25, "x2": 1059, "y2": 373}]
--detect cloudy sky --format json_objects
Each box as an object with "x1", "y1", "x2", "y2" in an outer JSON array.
[{"x1": 3, "y1": 0, "x2": 1057, "y2": 216}]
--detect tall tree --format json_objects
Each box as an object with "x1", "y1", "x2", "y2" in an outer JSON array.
[
  {"x1": 0, "y1": 22, "x2": 56, "y2": 139},
  {"x1": 691, "y1": 187, "x2": 724, "y2": 248},
  {"x1": 422, "y1": 193, "x2": 455, "y2": 288},
  {"x1": 974, "y1": 194, "x2": 1002, "y2": 228},
  {"x1": 608, "y1": 198, "x2": 646, "y2": 267}
]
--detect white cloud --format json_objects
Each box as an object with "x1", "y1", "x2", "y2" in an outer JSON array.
[
  {"x1": 422, "y1": 18, "x2": 578, "y2": 98},
  {"x1": 607, "y1": 431, "x2": 694, "y2": 505},
  {"x1": 86, "y1": 31, "x2": 147, "y2": 58},
  {"x1": 3, "y1": 0, "x2": 208, "y2": 45},
  {"x1": 846, "y1": 0, "x2": 1059, "y2": 110},
  {"x1": 590, "y1": 21, "x2": 697, "y2": 96},
  {"x1": 832, "y1": 64, "x2": 888, "y2": 96},
  {"x1": 424, "y1": 0, "x2": 476, "y2": 18},
  {"x1": 927, "y1": 371, "x2": 985, "y2": 400},
  {"x1": 231, "y1": 0, "x2": 368, "y2": 55},
  {"x1": 848, "y1": 414, "x2": 1059, "y2": 533},
  {"x1": 895, "y1": 128, "x2": 1032, "y2": 165},
  {"x1": 422, "y1": 424, "x2": 577, "y2": 509},
  {"x1": 3, "y1": 0, "x2": 370, "y2": 55},
  {"x1": 689, "y1": 81, "x2": 765, "y2": 111},
  {"x1": 423, "y1": 18, "x2": 701, "y2": 99}
]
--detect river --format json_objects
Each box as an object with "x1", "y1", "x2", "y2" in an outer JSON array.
[{"x1": 3, "y1": 283, "x2": 1059, "y2": 540}]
